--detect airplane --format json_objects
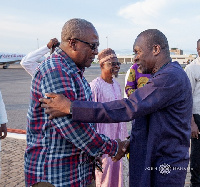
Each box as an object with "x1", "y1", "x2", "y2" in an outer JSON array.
[{"x1": 0, "y1": 52, "x2": 26, "y2": 69}]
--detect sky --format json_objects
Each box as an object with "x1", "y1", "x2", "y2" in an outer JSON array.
[{"x1": 0, "y1": 0, "x2": 199, "y2": 55}]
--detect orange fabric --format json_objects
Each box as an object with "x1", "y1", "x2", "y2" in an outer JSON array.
[{"x1": 7, "y1": 128, "x2": 26, "y2": 134}]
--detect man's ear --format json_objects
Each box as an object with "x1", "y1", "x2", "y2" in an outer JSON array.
[
  {"x1": 100, "y1": 63, "x2": 104, "y2": 68},
  {"x1": 152, "y1": 45, "x2": 161, "y2": 56},
  {"x1": 68, "y1": 39, "x2": 77, "y2": 51}
]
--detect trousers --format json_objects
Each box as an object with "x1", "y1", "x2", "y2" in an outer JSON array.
[
  {"x1": 32, "y1": 182, "x2": 54, "y2": 187},
  {"x1": 190, "y1": 114, "x2": 200, "y2": 187},
  {"x1": 32, "y1": 180, "x2": 96, "y2": 187}
]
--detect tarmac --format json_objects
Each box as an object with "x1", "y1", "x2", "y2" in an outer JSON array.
[
  {"x1": 0, "y1": 64, "x2": 192, "y2": 186},
  {"x1": 0, "y1": 133, "x2": 26, "y2": 187},
  {"x1": 0, "y1": 135, "x2": 192, "y2": 187}
]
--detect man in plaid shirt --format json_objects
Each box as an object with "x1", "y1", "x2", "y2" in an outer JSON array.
[{"x1": 24, "y1": 18, "x2": 127, "y2": 187}]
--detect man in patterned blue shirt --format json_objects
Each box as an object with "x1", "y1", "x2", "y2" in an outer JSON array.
[{"x1": 24, "y1": 18, "x2": 128, "y2": 187}]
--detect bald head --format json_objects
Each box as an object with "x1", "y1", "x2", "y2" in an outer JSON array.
[
  {"x1": 133, "y1": 29, "x2": 171, "y2": 74},
  {"x1": 61, "y1": 18, "x2": 98, "y2": 42},
  {"x1": 137, "y1": 29, "x2": 170, "y2": 56}
]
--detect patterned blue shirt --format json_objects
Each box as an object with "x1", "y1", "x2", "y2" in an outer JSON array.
[{"x1": 24, "y1": 48, "x2": 118, "y2": 187}]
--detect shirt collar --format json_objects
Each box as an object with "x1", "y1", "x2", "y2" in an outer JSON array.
[
  {"x1": 197, "y1": 57, "x2": 200, "y2": 63},
  {"x1": 55, "y1": 47, "x2": 85, "y2": 78}
]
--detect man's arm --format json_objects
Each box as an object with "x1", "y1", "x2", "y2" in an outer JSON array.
[
  {"x1": 0, "y1": 91, "x2": 8, "y2": 139},
  {"x1": 185, "y1": 64, "x2": 198, "y2": 138},
  {"x1": 191, "y1": 115, "x2": 199, "y2": 139},
  {"x1": 40, "y1": 71, "x2": 182, "y2": 123},
  {"x1": 20, "y1": 46, "x2": 49, "y2": 76},
  {"x1": 125, "y1": 67, "x2": 137, "y2": 97},
  {"x1": 0, "y1": 123, "x2": 7, "y2": 139},
  {"x1": 185, "y1": 64, "x2": 196, "y2": 94},
  {"x1": 39, "y1": 67, "x2": 125, "y2": 157},
  {"x1": 20, "y1": 38, "x2": 58, "y2": 76},
  {"x1": 43, "y1": 67, "x2": 188, "y2": 123}
]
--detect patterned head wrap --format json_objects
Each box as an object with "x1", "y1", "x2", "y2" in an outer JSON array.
[{"x1": 98, "y1": 48, "x2": 118, "y2": 64}]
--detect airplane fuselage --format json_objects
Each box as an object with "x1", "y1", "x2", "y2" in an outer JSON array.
[{"x1": 0, "y1": 53, "x2": 25, "y2": 69}]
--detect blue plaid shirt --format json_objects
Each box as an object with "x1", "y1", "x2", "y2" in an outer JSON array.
[{"x1": 24, "y1": 48, "x2": 118, "y2": 187}]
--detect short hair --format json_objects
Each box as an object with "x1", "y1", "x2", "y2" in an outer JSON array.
[
  {"x1": 138, "y1": 29, "x2": 170, "y2": 55},
  {"x1": 61, "y1": 18, "x2": 97, "y2": 42},
  {"x1": 197, "y1": 39, "x2": 200, "y2": 45}
]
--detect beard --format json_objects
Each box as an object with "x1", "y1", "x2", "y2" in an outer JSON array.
[
  {"x1": 114, "y1": 74, "x2": 118, "y2": 78},
  {"x1": 111, "y1": 69, "x2": 119, "y2": 78}
]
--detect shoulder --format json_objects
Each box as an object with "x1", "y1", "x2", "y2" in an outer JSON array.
[
  {"x1": 90, "y1": 77, "x2": 102, "y2": 89},
  {"x1": 38, "y1": 56, "x2": 58, "y2": 73},
  {"x1": 131, "y1": 63, "x2": 138, "y2": 70},
  {"x1": 154, "y1": 62, "x2": 188, "y2": 87},
  {"x1": 185, "y1": 63, "x2": 200, "y2": 83},
  {"x1": 34, "y1": 54, "x2": 73, "y2": 80},
  {"x1": 90, "y1": 77, "x2": 101, "y2": 84},
  {"x1": 185, "y1": 63, "x2": 195, "y2": 73}
]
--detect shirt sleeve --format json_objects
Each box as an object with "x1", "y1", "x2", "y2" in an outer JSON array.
[
  {"x1": 125, "y1": 67, "x2": 137, "y2": 97},
  {"x1": 72, "y1": 71, "x2": 185, "y2": 123},
  {"x1": 90, "y1": 80, "x2": 99, "y2": 102},
  {"x1": 0, "y1": 91, "x2": 8, "y2": 124},
  {"x1": 40, "y1": 68, "x2": 118, "y2": 157},
  {"x1": 20, "y1": 46, "x2": 50, "y2": 76},
  {"x1": 185, "y1": 65, "x2": 196, "y2": 94}
]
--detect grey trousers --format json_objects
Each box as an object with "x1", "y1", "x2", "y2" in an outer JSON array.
[{"x1": 190, "y1": 114, "x2": 200, "y2": 187}]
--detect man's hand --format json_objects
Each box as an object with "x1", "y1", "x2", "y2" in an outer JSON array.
[
  {"x1": 112, "y1": 139, "x2": 130, "y2": 162},
  {"x1": 39, "y1": 93, "x2": 71, "y2": 120},
  {"x1": 95, "y1": 157, "x2": 103, "y2": 173},
  {"x1": 0, "y1": 123, "x2": 7, "y2": 139},
  {"x1": 191, "y1": 116, "x2": 199, "y2": 139},
  {"x1": 47, "y1": 38, "x2": 59, "y2": 49}
]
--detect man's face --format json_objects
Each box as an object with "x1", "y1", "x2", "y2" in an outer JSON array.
[
  {"x1": 133, "y1": 36, "x2": 155, "y2": 74},
  {"x1": 102, "y1": 58, "x2": 120, "y2": 78},
  {"x1": 75, "y1": 28, "x2": 99, "y2": 68},
  {"x1": 197, "y1": 42, "x2": 200, "y2": 57}
]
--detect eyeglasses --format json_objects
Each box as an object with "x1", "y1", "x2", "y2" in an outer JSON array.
[
  {"x1": 73, "y1": 38, "x2": 99, "y2": 51},
  {"x1": 105, "y1": 62, "x2": 121, "y2": 67}
]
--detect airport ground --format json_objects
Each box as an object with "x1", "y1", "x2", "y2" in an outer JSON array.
[
  {"x1": 0, "y1": 63, "x2": 191, "y2": 186},
  {"x1": 0, "y1": 63, "x2": 131, "y2": 131}
]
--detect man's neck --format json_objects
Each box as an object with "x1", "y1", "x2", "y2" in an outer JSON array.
[
  {"x1": 152, "y1": 58, "x2": 171, "y2": 74},
  {"x1": 100, "y1": 74, "x2": 113, "y2": 84}
]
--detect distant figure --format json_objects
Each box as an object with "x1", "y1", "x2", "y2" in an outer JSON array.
[
  {"x1": 187, "y1": 59, "x2": 191, "y2": 64},
  {"x1": 90, "y1": 48, "x2": 128, "y2": 187},
  {"x1": 125, "y1": 63, "x2": 150, "y2": 97},
  {"x1": 20, "y1": 38, "x2": 59, "y2": 77},
  {"x1": 185, "y1": 39, "x2": 200, "y2": 186},
  {"x1": 0, "y1": 90, "x2": 8, "y2": 175}
]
